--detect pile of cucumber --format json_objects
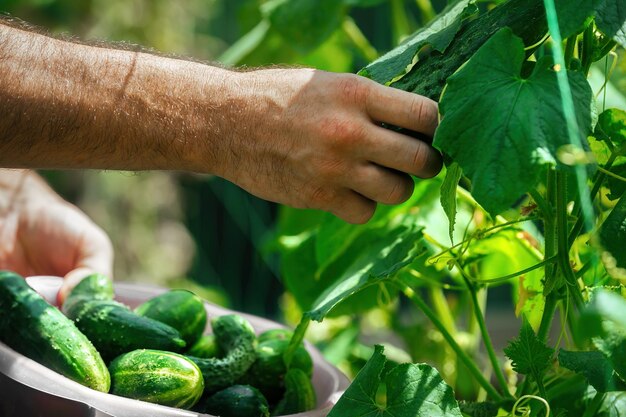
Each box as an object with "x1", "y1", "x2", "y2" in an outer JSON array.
[{"x1": 0, "y1": 270, "x2": 316, "y2": 416}]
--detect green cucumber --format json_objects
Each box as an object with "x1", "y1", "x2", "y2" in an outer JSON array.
[
  {"x1": 199, "y1": 385, "x2": 270, "y2": 417},
  {"x1": 271, "y1": 369, "x2": 317, "y2": 416},
  {"x1": 62, "y1": 273, "x2": 114, "y2": 319},
  {"x1": 73, "y1": 299, "x2": 186, "y2": 361},
  {"x1": 187, "y1": 314, "x2": 257, "y2": 393},
  {"x1": 257, "y1": 329, "x2": 293, "y2": 344},
  {"x1": 135, "y1": 289, "x2": 207, "y2": 346},
  {"x1": 109, "y1": 349, "x2": 204, "y2": 409},
  {"x1": 243, "y1": 338, "x2": 313, "y2": 403},
  {"x1": 0, "y1": 271, "x2": 110, "y2": 392},
  {"x1": 363, "y1": 0, "x2": 548, "y2": 101},
  {"x1": 186, "y1": 334, "x2": 221, "y2": 358}
]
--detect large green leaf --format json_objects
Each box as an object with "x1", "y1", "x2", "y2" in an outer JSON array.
[
  {"x1": 597, "y1": 109, "x2": 626, "y2": 148},
  {"x1": 261, "y1": 0, "x2": 347, "y2": 53},
  {"x1": 596, "y1": 1, "x2": 626, "y2": 48},
  {"x1": 327, "y1": 345, "x2": 463, "y2": 417},
  {"x1": 554, "y1": 0, "x2": 625, "y2": 47},
  {"x1": 434, "y1": 28, "x2": 594, "y2": 215},
  {"x1": 558, "y1": 349, "x2": 626, "y2": 392},
  {"x1": 600, "y1": 194, "x2": 626, "y2": 273},
  {"x1": 305, "y1": 224, "x2": 426, "y2": 321},
  {"x1": 359, "y1": 0, "x2": 477, "y2": 85},
  {"x1": 555, "y1": 0, "x2": 599, "y2": 38}
]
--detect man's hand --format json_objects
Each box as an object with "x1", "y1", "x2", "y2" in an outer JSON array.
[
  {"x1": 0, "y1": 20, "x2": 441, "y2": 224},
  {"x1": 218, "y1": 69, "x2": 442, "y2": 224},
  {"x1": 0, "y1": 170, "x2": 113, "y2": 303}
]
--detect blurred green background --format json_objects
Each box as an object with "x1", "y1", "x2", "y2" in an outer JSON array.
[{"x1": 2, "y1": 0, "x2": 625, "y2": 324}]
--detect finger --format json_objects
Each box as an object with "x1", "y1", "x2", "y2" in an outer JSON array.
[
  {"x1": 347, "y1": 163, "x2": 414, "y2": 205},
  {"x1": 327, "y1": 189, "x2": 377, "y2": 225},
  {"x1": 58, "y1": 267, "x2": 95, "y2": 306},
  {"x1": 57, "y1": 227, "x2": 113, "y2": 306},
  {"x1": 362, "y1": 126, "x2": 443, "y2": 178},
  {"x1": 364, "y1": 82, "x2": 439, "y2": 136}
]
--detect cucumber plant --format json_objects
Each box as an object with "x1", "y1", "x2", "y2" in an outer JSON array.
[{"x1": 232, "y1": 0, "x2": 626, "y2": 415}]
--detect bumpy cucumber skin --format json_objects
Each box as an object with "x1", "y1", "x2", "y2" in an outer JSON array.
[
  {"x1": 386, "y1": 0, "x2": 548, "y2": 100},
  {"x1": 109, "y1": 349, "x2": 204, "y2": 409},
  {"x1": 62, "y1": 273, "x2": 114, "y2": 319},
  {"x1": 135, "y1": 289, "x2": 207, "y2": 346},
  {"x1": 187, "y1": 314, "x2": 257, "y2": 393},
  {"x1": 272, "y1": 369, "x2": 317, "y2": 416},
  {"x1": 243, "y1": 338, "x2": 313, "y2": 403},
  {"x1": 186, "y1": 334, "x2": 221, "y2": 358},
  {"x1": 200, "y1": 384, "x2": 270, "y2": 417},
  {"x1": 0, "y1": 271, "x2": 110, "y2": 392},
  {"x1": 73, "y1": 299, "x2": 186, "y2": 361}
]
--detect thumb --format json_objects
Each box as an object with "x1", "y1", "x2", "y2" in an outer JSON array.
[
  {"x1": 57, "y1": 267, "x2": 95, "y2": 306},
  {"x1": 57, "y1": 226, "x2": 114, "y2": 306}
]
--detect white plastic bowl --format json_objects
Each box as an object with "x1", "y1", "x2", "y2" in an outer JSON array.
[{"x1": 0, "y1": 276, "x2": 349, "y2": 417}]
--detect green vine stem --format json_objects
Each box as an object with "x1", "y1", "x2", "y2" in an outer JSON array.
[
  {"x1": 429, "y1": 287, "x2": 458, "y2": 334},
  {"x1": 474, "y1": 256, "x2": 557, "y2": 285},
  {"x1": 543, "y1": 169, "x2": 558, "y2": 294},
  {"x1": 397, "y1": 283, "x2": 504, "y2": 402},
  {"x1": 563, "y1": 35, "x2": 577, "y2": 68},
  {"x1": 556, "y1": 170, "x2": 585, "y2": 309},
  {"x1": 581, "y1": 23, "x2": 595, "y2": 75},
  {"x1": 537, "y1": 292, "x2": 558, "y2": 343},
  {"x1": 461, "y1": 274, "x2": 512, "y2": 398},
  {"x1": 529, "y1": 188, "x2": 552, "y2": 218}
]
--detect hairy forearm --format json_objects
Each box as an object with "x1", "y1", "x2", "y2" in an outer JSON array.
[{"x1": 0, "y1": 19, "x2": 239, "y2": 174}]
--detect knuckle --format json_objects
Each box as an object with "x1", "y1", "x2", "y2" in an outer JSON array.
[
  {"x1": 409, "y1": 97, "x2": 438, "y2": 129},
  {"x1": 412, "y1": 144, "x2": 429, "y2": 170},
  {"x1": 321, "y1": 118, "x2": 367, "y2": 149},
  {"x1": 337, "y1": 75, "x2": 368, "y2": 105}
]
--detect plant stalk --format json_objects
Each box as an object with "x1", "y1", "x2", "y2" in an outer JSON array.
[
  {"x1": 563, "y1": 35, "x2": 577, "y2": 68},
  {"x1": 581, "y1": 23, "x2": 595, "y2": 75},
  {"x1": 543, "y1": 169, "x2": 558, "y2": 293},
  {"x1": 556, "y1": 171, "x2": 585, "y2": 309},
  {"x1": 399, "y1": 284, "x2": 504, "y2": 402},
  {"x1": 537, "y1": 292, "x2": 558, "y2": 343},
  {"x1": 463, "y1": 277, "x2": 512, "y2": 398}
]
